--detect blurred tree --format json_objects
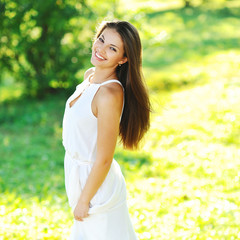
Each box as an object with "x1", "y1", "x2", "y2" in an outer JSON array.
[
  {"x1": 183, "y1": 0, "x2": 235, "y2": 7},
  {"x1": 184, "y1": 0, "x2": 192, "y2": 7},
  {"x1": 0, "y1": 0, "x2": 94, "y2": 97}
]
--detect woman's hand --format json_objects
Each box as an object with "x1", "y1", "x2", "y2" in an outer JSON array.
[{"x1": 73, "y1": 200, "x2": 90, "y2": 221}]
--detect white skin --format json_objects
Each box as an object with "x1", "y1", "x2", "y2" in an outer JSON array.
[{"x1": 72, "y1": 28, "x2": 128, "y2": 221}]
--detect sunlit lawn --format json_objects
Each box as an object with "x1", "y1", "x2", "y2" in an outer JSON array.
[{"x1": 1, "y1": 1, "x2": 240, "y2": 239}]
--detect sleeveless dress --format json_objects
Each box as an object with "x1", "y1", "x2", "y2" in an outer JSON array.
[{"x1": 62, "y1": 73, "x2": 138, "y2": 240}]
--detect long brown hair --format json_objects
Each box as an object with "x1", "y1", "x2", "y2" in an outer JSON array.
[{"x1": 95, "y1": 20, "x2": 150, "y2": 149}]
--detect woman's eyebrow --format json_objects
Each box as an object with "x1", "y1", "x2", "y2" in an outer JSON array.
[
  {"x1": 110, "y1": 44, "x2": 119, "y2": 49},
  {"x1": 101, "y1": 34, "x2": 119, "y2": 49}
]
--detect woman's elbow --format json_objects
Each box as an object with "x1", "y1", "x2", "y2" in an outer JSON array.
[{"x1": 97, "y1": 157, "x2": 113, "y2": 169}]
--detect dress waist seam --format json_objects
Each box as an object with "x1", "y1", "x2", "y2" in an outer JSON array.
[{"x1": 65, "y1": 149, "x2": 94, "y2": 165}]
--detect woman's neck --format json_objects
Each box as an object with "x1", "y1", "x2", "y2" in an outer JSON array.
[{"x1": 90, "y1": 67, "x2": 118, "y2": 84}]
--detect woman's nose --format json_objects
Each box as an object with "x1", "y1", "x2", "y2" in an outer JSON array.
[{"x1": 97, "y1": 44, "x2": 106, "y2": 54}]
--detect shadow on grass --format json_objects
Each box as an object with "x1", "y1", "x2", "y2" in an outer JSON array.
[
  {"x1": 146, "y1": 5, "x2": 240, "y2": 20},
  {"x1": 141, "y1": 5, "x2": 240, "y2": 91},
  {"x1": 143, "y1": 6, "x2": 240, "y2": 65}
]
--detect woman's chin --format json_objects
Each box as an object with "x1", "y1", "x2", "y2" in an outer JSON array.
[
  {"x1": 90, "y1": 58, "x2": 95, "y2": 66},
  {"x1": 90, "y1": 57, "x2": 98, "y2": 66},
  {"x1": 90, "y1": 58, "x2": 104, "y2": 67}
]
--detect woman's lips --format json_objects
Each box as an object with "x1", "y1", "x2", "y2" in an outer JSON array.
[{"x1": 95, "y1": 52, "x2": 106, "y2": 61}]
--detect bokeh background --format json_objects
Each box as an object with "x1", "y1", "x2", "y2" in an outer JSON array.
[{"x1": 1, "y1": 0, "x2": 240, "y2": 239}]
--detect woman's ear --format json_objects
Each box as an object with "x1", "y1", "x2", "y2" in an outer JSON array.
[{"x1": 119, "y1": 57, "x2": 128, "y2": 65}]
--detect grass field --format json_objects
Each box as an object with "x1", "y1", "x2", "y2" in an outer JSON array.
[{"x1": 1, "y1": 1, "x2": 240, "y2": 239}]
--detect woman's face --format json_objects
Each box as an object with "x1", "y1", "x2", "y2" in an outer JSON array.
[{"x1": 91, "y1": 28, "x2": 127, "y2": 69}]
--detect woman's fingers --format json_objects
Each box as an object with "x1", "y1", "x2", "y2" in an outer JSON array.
[
  {"x1": 75, "y1": 216, "x2": 83, "y2": 221},
  {"x1": 73, "y1": 200, "x2": 90, "y2": 221},
  {"x1": 74, "y1": 213, "x2": 89, "y2": 221}
]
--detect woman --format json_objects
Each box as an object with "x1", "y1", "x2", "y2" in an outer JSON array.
[{"x1": 62, "y1": 20, "x2": 150, "y2": 240}]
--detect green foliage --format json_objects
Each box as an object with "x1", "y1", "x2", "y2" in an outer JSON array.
[{"x1": 0, "y1": 0, "x2": 95, "y2": 97}]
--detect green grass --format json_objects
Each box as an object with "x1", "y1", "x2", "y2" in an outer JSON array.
[{"x1": 1, "y1": 1, "x2": 240, "y2": 239}]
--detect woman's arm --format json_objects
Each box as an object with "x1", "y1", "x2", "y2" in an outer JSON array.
[{"x1": 73, "y1": 83, "x2": 123, "y2": 221}]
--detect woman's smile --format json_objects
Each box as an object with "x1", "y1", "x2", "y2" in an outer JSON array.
[{"x1": 95, "y1": 52, "x2": 106, "y2": 61}]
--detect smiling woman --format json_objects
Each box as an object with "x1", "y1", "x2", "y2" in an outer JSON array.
[
  {"x1": 62, "y1": 20, "x2": 150, "y2": 240},
  {"x1": 91, "y1": 28, "x2": 128, "y2": 70}
]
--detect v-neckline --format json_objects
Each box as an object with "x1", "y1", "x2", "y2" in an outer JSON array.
[
  {"x1": 68, "y1": 73, "x2": 121, "y2": 108},
  {"x1": 69, "y1": 78, "x2": 92, "y2": 109}
]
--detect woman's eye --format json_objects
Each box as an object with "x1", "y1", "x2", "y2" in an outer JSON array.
[
  {"x1": 110, "y1": 47, "x2": 117, "y2": 52},
  {"x1": 99, "y1": 37, "x2": 104, "y2": 43}
]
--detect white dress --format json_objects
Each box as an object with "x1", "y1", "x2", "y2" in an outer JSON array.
[{"x1": 62, "y1": 73, "x2": 138, "y2": 240}]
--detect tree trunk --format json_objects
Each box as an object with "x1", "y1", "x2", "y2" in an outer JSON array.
[{"x1": 185, "y1": 0, "x2": 192, "y2": 7}]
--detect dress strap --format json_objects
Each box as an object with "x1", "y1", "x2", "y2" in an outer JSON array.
[{"x1": 100, "y1": 79, "x2": 123, "y2": 87}]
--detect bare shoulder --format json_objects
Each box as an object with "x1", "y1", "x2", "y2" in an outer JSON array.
[
  {"x1": 84, "y1": 67, "x2": 95, "y2": 80},
  {"x1": 97, "y1": 82, "x2": 124, "y2": 108}
]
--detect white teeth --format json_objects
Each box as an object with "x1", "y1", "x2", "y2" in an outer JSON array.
[{"x1": 96, "y1": 52, "x2": 105, "y2": 60}]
